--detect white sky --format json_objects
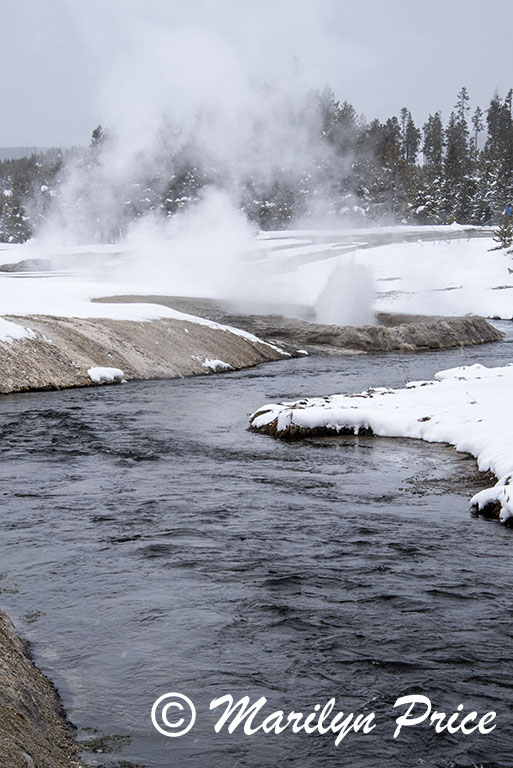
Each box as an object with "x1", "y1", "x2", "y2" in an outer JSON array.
[{"x1": 1, "y1": 0, "x2": 511, "y2": 147}]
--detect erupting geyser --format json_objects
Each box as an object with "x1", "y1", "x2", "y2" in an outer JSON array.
[{"x1": 315, "y1": 256, "x2": 375, "y2": 326}]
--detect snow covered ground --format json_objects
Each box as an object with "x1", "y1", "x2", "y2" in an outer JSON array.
[
  {"x1": 249, "y1": 362, "x2": 513, "y2": 524},
  {"x1": 250, "y1": 229, "x2": 513, "y2": 320},
  {"x1": 0, "y1": 258, "x2": 290, "y2": 356},
  {"x1": 0, "y1": 225, "x2": 510, "y2": 323}
]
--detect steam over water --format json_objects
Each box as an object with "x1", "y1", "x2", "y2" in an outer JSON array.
[{"x1": 1, "y1": 326, "x2": 513, "y2": 767}]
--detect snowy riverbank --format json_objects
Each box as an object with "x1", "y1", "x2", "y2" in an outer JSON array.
[
  {"x1": 0, "y1": 306, "x2": 504, "y2": 394},
  {"x1": 0, "y1": 227, "x2": 510, "y2": 393},
  {"x1": 249, "y1": 362, "x2": 513, "y2": 525},
  {"x1": 0, "y1": 311, "x2": 291, "y2": 394}
]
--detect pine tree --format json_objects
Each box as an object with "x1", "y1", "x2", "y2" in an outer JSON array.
[
  {"x1": 423, "y1": 112, "x2": 444, "y2": 169},
  {"x1": 471, "y1": 106, "x2": 484, "y2": 159},
  {"x1": 482, "y1": 91, "x2": 513, "y2": 219},
  {"x1": 492, "y1": 216, "x2": 513, "y2": 249},
  {"x1": 405, "y1": 115, "x2": 421, "y2": 165},
  {"x1": 400, "y1": 107, "x2": 409, "y2": 160},
  {"x1": 455, "y1": 86, "x2": 470, "y2": 122},
  {"x1": 90, "y1": 125, "x2": 105, "y2": 148},
  {"x1": 420, "y1": 112, "x2": 444, "y2": 221},
  {"x1": 442, "y1": 98, "x2": 472, "y2": 223}
]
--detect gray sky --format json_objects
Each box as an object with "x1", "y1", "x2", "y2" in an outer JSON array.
[{"x1": 1, "y1": 0, "x2": 511, "y2": 147}]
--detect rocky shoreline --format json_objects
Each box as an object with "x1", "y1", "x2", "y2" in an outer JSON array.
[
  {"x1": 0, "y1": 297, "x2": 504, "y2": 395},
  {"x1": 0, "y1": 311, "x2": 290, "y2": 394},
  {"x1": 94, "y1": 295, "x2": 505, "y2": 353},
  {"x1": 0, "y1": 610, "x2": 85, "y2": 768}
]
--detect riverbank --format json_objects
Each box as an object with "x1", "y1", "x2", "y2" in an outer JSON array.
[
  {"x1": 249, "y1": 361, "x2": 513, "y2": 526},
  {"x1": 0, "y1": 311, "x2": 291, "y2": 394},
  {"x1": 0, "y1": 303, "x2": 504, "y2": 394},
  {"x1": 0, "y1": 609, "x2": 84, "y2": 768},
  {"x1": 0, "y1": 298, "x2": 504, "y2": 394},
  {"x1": 95, "y1": 295, "x2": 505, "y2": 353}
]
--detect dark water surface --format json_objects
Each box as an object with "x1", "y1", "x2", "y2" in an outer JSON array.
[{"x1": 1, "y1": 323, "x2": 513, "y2": 768}]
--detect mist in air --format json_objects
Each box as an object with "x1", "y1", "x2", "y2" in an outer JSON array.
[{"x1": 38, "y1": 0, "x2": 376, "y2": 324}]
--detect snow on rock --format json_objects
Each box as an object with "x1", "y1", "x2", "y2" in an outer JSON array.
[
  {"x1": 249, "y1": 362, "x2": 513, "y2": 525},
  {"x1": 202, "y1": 358, "x2": 233, "y2": 372},
  {"x1": 87, "y1": 366, "x2": 125, "y2": 384},
  {"x1": 470, "y1": 475, "x2": 513, "y2": 524},
  {"x1": 0, "y1": 318, "x2": 36, "y2": 344}
]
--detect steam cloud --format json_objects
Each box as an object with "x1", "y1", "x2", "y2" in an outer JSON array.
[{"x1": 39, "y1": 0, "x2": 376, "y2": 324}]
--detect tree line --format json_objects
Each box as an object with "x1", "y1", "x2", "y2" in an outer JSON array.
[{"x1": 1, "y1": 86, "x2": 513, "y2": 242}]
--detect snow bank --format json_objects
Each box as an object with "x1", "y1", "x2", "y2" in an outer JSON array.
[
  {"x1": 0, "y1": 271, "x2": 287, "y2": 357},
  {"x1": 87, "y1": 366, "x2": 125, "y2": 383},
  {"x1": 470, "y1": 476, "x2": 513, "y2": 524},
  {"x1": 0, "y1": 318, "x2": 36, "y2": 343},
  {"x1": 249, "y1": 362, "x2": 513, "y2": 525}
]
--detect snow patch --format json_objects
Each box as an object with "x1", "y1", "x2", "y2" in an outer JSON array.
[
  {"x1": 0, "y1": 318, "x2": 36, "y2": 344},
  {"x1": 87, "y1": 366, "x2": 125, "y2": 383},
  {"x1": 470, "y1": 475, "x2": 513, "y2": 524},
  {"x1": 202, "y1": 359, "x2": 233, "y2": 372}
]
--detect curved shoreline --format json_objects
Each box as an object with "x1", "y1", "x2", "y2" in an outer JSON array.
[
  {"x1": 94, "y1": 295, "x2": 506, "y2": 353},
  {"x1": 249, "y1": 362, "x2": 513, "y2": 526},
  {"x1": 0, "y1": 296, "x2": 504, "y2": 395},
  {"x1": 0, "y1": 609, "x2": 85, "y2": 768},
  {"x1": 0, "y1": 312, "x2": 291, "y2": 394}
]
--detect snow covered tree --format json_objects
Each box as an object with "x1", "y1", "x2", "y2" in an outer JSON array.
[
  {"x1": 0, "y1": 187, "x2": 31, "y2": 242},
  {"x1": 442, "y1": 107, "x2": 471, "y2": 222},
  {"x1": 418, "y1": 112, "x2": 444, "y2": 221},
  {"x1": 492, "y1": 215, "x2": 513, "y2": 249},
  {"x1": 480, "y1": 91, "x2": 513, "y2": 218}
]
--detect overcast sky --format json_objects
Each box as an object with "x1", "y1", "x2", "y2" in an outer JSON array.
[{"x1": 1, "y1": 0, "x2": 511, "y2": 147}]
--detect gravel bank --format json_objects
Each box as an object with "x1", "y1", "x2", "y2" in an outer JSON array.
[
  {"x1": 0, "y1": 610, "x2": 84, "y2": 768},
  {"x1": 95, "y1": 295, "x2": 505, "y2": 353},
  {"x1": 0, "y1": 312, "x2": 290, "y2": 394},
  {"x1": 0, "y1": 295, "x2": 504, "y2": 395}
]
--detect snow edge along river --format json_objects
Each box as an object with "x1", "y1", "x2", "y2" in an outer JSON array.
[{"x1": 249, "y1": 362, "x2": 513, "y2": 526}]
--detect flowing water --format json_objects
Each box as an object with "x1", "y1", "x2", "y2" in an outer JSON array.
[{"x1": 1, "y1": 323, "x2": 512, "y2": 768}]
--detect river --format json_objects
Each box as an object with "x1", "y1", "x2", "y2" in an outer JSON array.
[{"x1": 1, "y1": 322, "x2": 512, "y2": 768}]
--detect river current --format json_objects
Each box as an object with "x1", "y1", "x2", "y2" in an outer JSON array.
[{"x1": 1, "y1": 323, "x2": 512, "y2": 768}]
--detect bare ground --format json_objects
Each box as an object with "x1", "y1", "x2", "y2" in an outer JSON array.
[
  {"x1": 0, "y1": 610, "x2": 85, "y2": 768},
  {"x1": 94, "y1": 295, "x2": 505, "y2": 353},
  {"x1": 0, "y1": 312, "x2": 289, "y2": 394}
]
